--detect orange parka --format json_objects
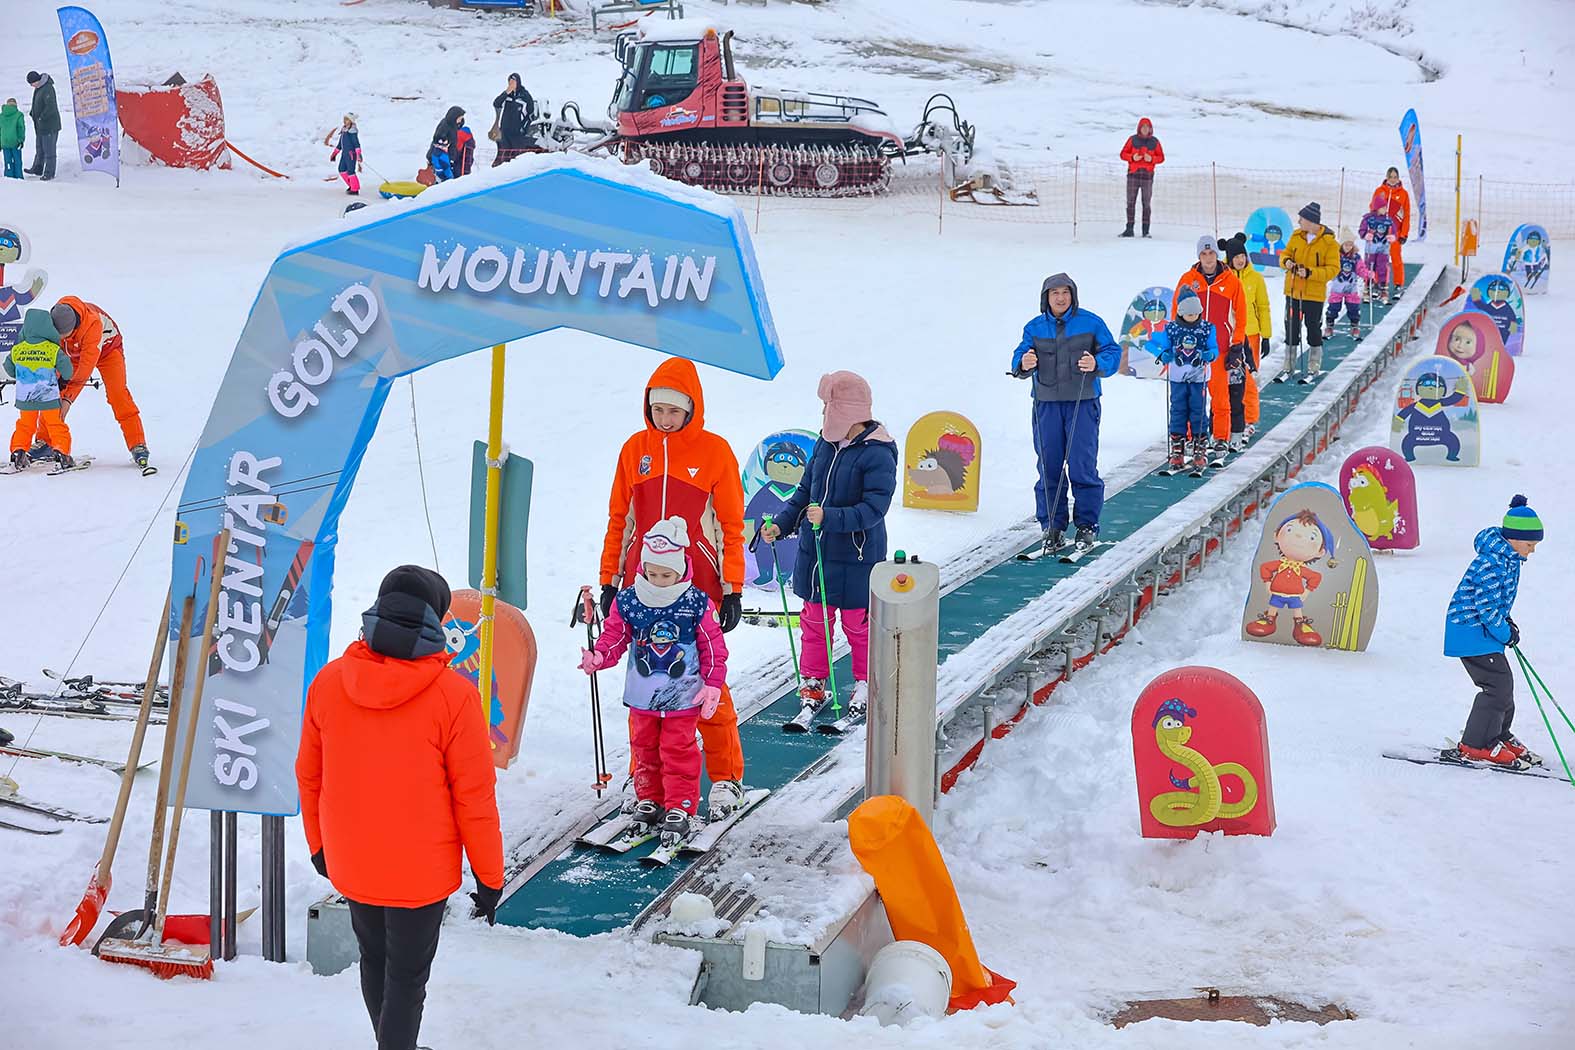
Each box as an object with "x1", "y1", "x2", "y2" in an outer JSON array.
[{"x1": 53, "y1": 296, "x2": 122, "y2": 403}]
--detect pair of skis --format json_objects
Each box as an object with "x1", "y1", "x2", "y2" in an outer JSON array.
[
  {"x1": 1383, "y1": 746, "x2": 1565, "y2": 781},
  {"x1": 0, "y1": 790, "x2": 108, "y2": 835},
  {"x1": 783, "y1": 695, "x2": 867, "y2": 735},
  {"x1": 1015, "y1": 538, "x2": 1112, "y2": 564},
  {"x1": 578, "y1": 788, "x2": 771, "y2": 866},
  {"x1": 0, "y1": 454, "x2": 95, "y2": 477},
  {"x1": 0, "y1": 744, "x2": 152, "y2": 774}
]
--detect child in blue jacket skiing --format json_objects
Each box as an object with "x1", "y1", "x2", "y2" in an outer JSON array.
[
  {"x1": 1147, "y1": 290, "x2": 1218, "y2": 473},
  {"x1": 758, "y1": 371, "x2": 897, "y2": 725},
  {"x1": 1444, "y1": 495, "x2": 1543, "y2": 768}
]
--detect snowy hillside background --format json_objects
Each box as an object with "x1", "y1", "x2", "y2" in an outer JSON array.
[{"x1": 1, "y1": 0, "x2": 1573, "y2": 1047}]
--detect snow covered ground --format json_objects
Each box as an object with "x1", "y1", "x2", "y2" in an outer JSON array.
[{"x1": 2, "y1": 0, "x2": 1573, "y2": 1046}]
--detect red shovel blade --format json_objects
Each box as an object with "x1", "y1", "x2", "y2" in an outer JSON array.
[{"x1": 59, "y1": 873, "x2": 111, "y2": 947}]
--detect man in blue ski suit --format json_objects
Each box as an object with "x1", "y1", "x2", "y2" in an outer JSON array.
[{"x1": 1011, "y1": 273, "x2": 1121, "y2": 557}]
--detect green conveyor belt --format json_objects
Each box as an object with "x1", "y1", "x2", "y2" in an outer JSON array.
[{"x1": 497, "y1": 267, "x2": 1422, "y2": 935}]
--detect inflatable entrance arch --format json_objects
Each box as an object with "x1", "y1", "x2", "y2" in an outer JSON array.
[{"x1": 168, "y1": 155, "x2": 783, "y2": 814}]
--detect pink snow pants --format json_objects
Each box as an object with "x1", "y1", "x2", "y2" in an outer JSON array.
[
  {"x1": 340, "y1": 170, "x2": 361, "y2": 193},
  {"x1": 629, "y1": 709, "x2": 702, "y2": 814},
  {"x1": 799, "y1": 602, "x2": 870, "y2": 682}
]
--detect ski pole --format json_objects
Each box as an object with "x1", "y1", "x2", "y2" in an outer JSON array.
[
  {"x1": 1515, "y1": 648, "x2": 1575, "y2": 735},
  {"x1": 810, "y1": 505, "x2": 841, "y2": 715},
  {"x1": 1512, "y1": 647, "x2": 1575, "y2": 787},
  {"x1": 573, "y1": 586, "x2": 611, "y2": 796},
  {"x1": 763, "y1": 514, "x2": 800, "y2": 683}
]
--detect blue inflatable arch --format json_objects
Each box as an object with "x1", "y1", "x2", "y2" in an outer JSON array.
[{"x1": 168, "y1": 156, "x2": 784, "y2": 815}]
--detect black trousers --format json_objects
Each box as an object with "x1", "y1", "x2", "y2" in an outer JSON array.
[
  {"x1": 1460, "y1": 652, "x2": 1515, "y2": 750},
  {"x1": 1124, "y1": 171, "x2": 1153, "y2": 229},
  {"x1": 28, "y1": 129, "x2": 57, "y2": 179},
  {"x1": 1285, "y1": 298, "x2": 1325, "y2": 371},
  {"x1": 347, "y1": 898, "x2": 447, "y2": 1050}
]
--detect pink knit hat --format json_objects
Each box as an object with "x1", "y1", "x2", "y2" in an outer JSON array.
[{"x1": 818, "y1": 370, "x2": 873, "y2": 439}]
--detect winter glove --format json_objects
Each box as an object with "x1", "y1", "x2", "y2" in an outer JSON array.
[
  {"x1": 1399, "y1": 236, "x2": 1408, "y2": 245},
  {"x1": 469, "y1": 879, "x2": 502, "y2": 926},
  {"x1": 310, "y1": 849, "x2": 328, "y2": 879},
  {"x1": 578, "y1": 648, "x2": 604, "y2": 675},
  {"x1": 599, "y1": 584, "x2": 617, "y2": 618},
  {"x1": 1507, "y1": 617, "x2": 1521, "y2": 647},
  {"x1": 697, "y1": 685, "x2": 722, "y2": 720},
  {"x1": 718, "y1": 593, "x2": 742, "y2": 634}
]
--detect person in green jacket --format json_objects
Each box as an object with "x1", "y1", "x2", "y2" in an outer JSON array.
[
  {"x1": 4, "y1": 309, "x2": 75, "y2": 469},
  {"x1": 24, "y1": 72, "x2": 60, "y2": 181},
  {"x1": 0, "y1": 98, "x2": 24, "y2": 180}
]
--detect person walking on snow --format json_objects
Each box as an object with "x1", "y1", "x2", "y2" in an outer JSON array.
[
  {"x1": 0, "y1": 98, "x2": 25, "y2": 180},
  {"x1": 24, "y1": 72, "x2": 59, "y2": 181},
  {"x1": 1444, "y1": 496, "x2": 1544, "y2": 768},
  {"x1": 582, "y1": 518, "x2": 728, "y2": 847},
  {"x1": 1370, "y1": 167, "x2": 1411, "y2": 297},
  {"x1": 598, "y1": 359, "x2": 750, "y2": 822},
  {"x1": 1146, "y1": 289, "x2": 1217, "y2": 474},
  {"x1": 326, "y1": 114, "x2": 363, "y2": 196},
  {"x1": 1278, "y1": 202, "x2": 1340, "y2": 383},
  {"x1": 491, "y1": 73, "x2": 537, "y2": 165},
  {"x1": 295, "y1": 565, "x2": 504, "y2": 1050},
  {"x1": 42, "y1": 298, "x2": 150, "y2": 471},
  {"x1": 1119, "y1": 118, "x2": 1164, "y2": 238},
  {"x1": 5, "y1": 308, "x2": 73, "y2": 470},
  {"x1": 1221, "y1": 233, "x2": 1269, "y2": 438},
  {"x1": 1011, "y1": 273, "x2": 1121, "y2": 557},
  {"x1": 1324, "y1": 229, "x2": 1368, "y2": 339},
  {"x1": 1174, "y1": 237, "x2": 1248, "y2": 454},
  {"x1": 757, "y1": 371, "x2": 898, "y2": 722}
]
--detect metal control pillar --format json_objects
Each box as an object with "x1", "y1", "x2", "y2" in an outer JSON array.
[{"x1": 865, "y1": 551, "x2": 942, "y2": 824}]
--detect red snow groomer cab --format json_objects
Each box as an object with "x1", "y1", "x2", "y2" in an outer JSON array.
[{"x1": 580, "y1": 23, "x2": 976, "y2": 197}]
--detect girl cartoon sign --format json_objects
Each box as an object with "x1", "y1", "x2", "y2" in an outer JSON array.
[{"x1": 1435, "y1": 311, "x2": 1514, "y2": 404}]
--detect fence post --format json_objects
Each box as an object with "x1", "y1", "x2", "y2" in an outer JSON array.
[
  {"x1": 1336, "y1": 167, "x2": 1345, "y2": 231},
  {"x1": 937, "y1": 157, "x2": 945, "y2": 236},
  {"x1": 754, "y1": 154, "x2": 764, "y2": 235},
  {"x1": 1477, "y1": 175, "x2": 1484, "y2": 246},
  {"x1": 1072, "y1": 155, "x2": 1079, "y2": 241},
  {"x1": 1211, "y1": 161, "x2": 1218, "y2": 237},
  {"x1": 1454, "y1": 134, "x2": 1463, "y2": 268}
]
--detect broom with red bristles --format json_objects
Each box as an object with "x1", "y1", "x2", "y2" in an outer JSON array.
[{"x1": 97, "y1": 536, "x2": 228, "y2": 980}]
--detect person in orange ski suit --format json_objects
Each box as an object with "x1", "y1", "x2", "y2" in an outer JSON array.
[
  {"x1": 1173, "y1": 237, "x2": 1247, "y2": 451},
  {"x1": 43, "y1": 297, "x2": 149, "y2": 467},
  {"x1": 1370, "y1": 168, "x2": 1411, "y2": 296},
  {"x1": 599, "y1": 358, "x2": 748, "y2": 821}
]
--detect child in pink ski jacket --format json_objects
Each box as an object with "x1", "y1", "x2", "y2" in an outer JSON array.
[{"x1": 1324, "y1": 228, "x2": 1369, "y2": 338}]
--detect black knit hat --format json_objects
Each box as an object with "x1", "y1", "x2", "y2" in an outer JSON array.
[
  {"x1": 26, "y1": 72, "x2": 41, "y2": 85},
  {"x1": 1218, "y1": 232, "x2": 1249, "y2": 263},
  {"x1": 1298, "y1": 201, "x2": 1322, "y2": 225},
  {"x1": 362, "y1": 565, "x2": 452, "y2": 659}
]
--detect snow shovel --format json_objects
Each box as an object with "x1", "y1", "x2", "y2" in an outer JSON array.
[{"x1": 59, "y1": 591, "x2": 173, "y2": 946}]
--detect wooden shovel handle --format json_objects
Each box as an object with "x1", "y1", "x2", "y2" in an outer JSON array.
[{"x1": 144, "y1": 594, "x2": 196, "y2": 908}]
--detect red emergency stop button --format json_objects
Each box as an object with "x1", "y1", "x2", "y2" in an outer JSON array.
[{"x1": 892, "y1": 573, "x2": 914, "y2": 593}]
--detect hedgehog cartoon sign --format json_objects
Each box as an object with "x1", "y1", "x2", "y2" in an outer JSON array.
[{"x1": 904, "y1": 411, "x2": 982, "y2": 512}]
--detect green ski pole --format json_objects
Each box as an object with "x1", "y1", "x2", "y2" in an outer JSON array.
[
  {"x1": 763, "y1": 514, "x2": 800, "y2": 684},
  {"x1": 811, "y1": 505, "x2": 841, "y2": 715},
  {"x1": 1514, "y1": 647, "x2": 1575, "y2": 736},
  {"x1": 1513, "y1": 647, "x2": 1575, "y2": 787}
]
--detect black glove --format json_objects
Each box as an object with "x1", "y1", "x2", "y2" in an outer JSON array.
[
  {"x1": 1399, "y1": 236, "x2": 1408, "y2": 245},
  {"x1": 1507, "y1": 617, "x2": 1520, "y2": 647},
  {"x1": 598, "y1": 584, "x2": 617, "y2": 618},
  {"x1": 470, "y1": 880, "x2": 502, "y2": 926},
  {"x1": 310, "y1": 849, "x2": 328, "y2": 879},
  {"x1": 719, "y1": 593, "x2": 742, "y2": 633}
]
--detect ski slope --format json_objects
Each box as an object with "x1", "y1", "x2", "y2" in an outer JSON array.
[{"x1": 2, "y1": 0, "x2": 1574, "y2": 1046}]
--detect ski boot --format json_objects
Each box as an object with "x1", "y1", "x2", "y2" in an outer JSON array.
[
  {"x1": 1245, "y1": 613, "x2": 1278, "y2": 637},
  {"x1": 632, "y1": 799, "x2": 662, "y2": 827},
  {"x1": 1456, "y1": 741, "x2": 1524, "y2": 768},
  {"x1": 1499, "y1": 733, "x2": 1543, "y2": 766},
  {"x1": 28, "y1": 439, "x2": 48, "y2": 461},
  {"x1": 1380, "y1": 288, "x2": 1391, "y2": 305},
  {"x1": 797, "y1": 678, "x2": 826, "y2": 704},
  {"x1": 1349, "y1": 322, "x2": 1360, "y2": 339},
  {"x1": 1207, "y1": 439, "x2": 1229, "y2": 468},
  {"x1": 1072, "y1": 524, "x2": 1098, "y2": 557},
  {"x1": 53, "y1": 450, "x2": 76, "y2": 470},
  {"x1": 8, "y1": 449, "x2": 29, "y2": 471},
  {"x1": 707, "y1": 780, "x2": 746, "y2": 822},
  {"x1": 1228, "y1": 430, "x2": 1248, "y2": 454},
  {"x1": 845, "y1": 680, "x2": 869, "y2": 722},
  {"x1": 1040, "y1": 528, "x2": 1065, "y2": 558},
  {"x1": 660, "y1": 808, "x2": 690, "y2": 849},
  {"x1": 1166, "y1": 436, "x2": 1186, "y2": 473},
  {"x1": 130, "y1": 445, "x2": 151, "y2": 470},
  {"x1": 1188, "y1": 439, "x2": 1209, "y2": 476},
  {"x1": 1141, "y1": 225, "x2": 1151, "y2": 239},
  {"x1": 0, "y1": 726, "x2": 12, "y2": 747},
  {"x1": 1119, "y1": 224, "x2": 1135, "y2": 238},
  {"x1": 1292, "y1": 619, "x2": 1322, "y2": 646},
  {"x1": 1322, "y1": 323, "x2": 1335, "y2": 341},
  {"x1": 1243, "y1": 423, "x2": 1257, "y2": 443}
]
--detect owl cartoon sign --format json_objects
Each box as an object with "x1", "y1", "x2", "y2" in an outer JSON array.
[
  {"x1": 903, "y1": 411, "x2": 981, "y2": 512},
  {"x1": 1338, "y1": 446, "x2": 1419, "y2": 551}
]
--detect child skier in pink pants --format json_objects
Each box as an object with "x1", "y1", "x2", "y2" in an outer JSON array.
[{"x1": 758, "y1": 372, "x2": 898, "y2": 725}]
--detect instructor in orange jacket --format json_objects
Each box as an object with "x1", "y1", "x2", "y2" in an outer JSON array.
[
  {"x1": 296, "y1": 565, "x2": 503, "y2": 1050},
  {"x1": 45, "y1": 297, "x2": 150, "y2": 471},
  {"x1": 1173, "y1": 236, "x2": 1248, "y2": 453},
  {"x1": 599, "y1": 358, "x2": 748, "y2": 822},
  {"x1": 1370, "y1": 167, "x2": 1411, "y2": 298}
]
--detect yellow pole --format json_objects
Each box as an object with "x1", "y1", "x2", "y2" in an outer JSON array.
[
  {"x1": 1454, "y1": 134, "x2": 1463, "y2": 269},
  {"x1": 476, "y1": 343, "x2": 506, "y2": 737}
]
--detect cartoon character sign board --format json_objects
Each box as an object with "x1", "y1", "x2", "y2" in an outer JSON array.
[
  {"x1": 1503, "y1": 223, "x2": 1550, "y2": 295},
  {"x1": 1131, "y1": 666, "x2": 1274, "y2": 839},
  {"x1": 1244, "y1": 206, "x2": 1293, "y2": 272},
  {"x1": 0, "y1": 223, "x2": 49, "y2": 358},
  {"x1": 1117, "y1": 286, "x2": 1173, "y2": 379},
  {"x1": 1435, "y1": 311, "x2": 1514, "y2": 404},
  {"x1": 1338, "y1": 446, "x2": 1419, "y2": 551},
  {"x1": 1464, "y1": 274, "x2": 1525, "y2": 356},
  {"x1": 1241, "y1": 482, "x2": 1379, "y2": 652},
  {"x1": 903, "y1": 411, "x2": 981, "y2": 512},
  {"x1": 741, "y1": 428, "x2": 816, "y2": 591},
  {"x1": 443, "y1": 589, "x2": 537, "y2": 769},
  {"x1": 1390, "y1": 356, "x2": 1480, "y2": 467}
]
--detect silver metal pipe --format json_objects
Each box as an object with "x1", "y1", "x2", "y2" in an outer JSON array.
[{"x1": 865, "y1": 554, "x2": 941, "y2": 823}]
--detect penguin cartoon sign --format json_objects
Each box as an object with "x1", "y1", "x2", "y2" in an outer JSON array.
[
  {"x1": 1241, "y1": 482, "x2": 1378, "y2": 652},
  {"x1": 741, "y1": 428, "x2": 816, "y2": 591},
  {"x1": 1464, "y1": 274, "x2": 1525, "y2": 356},
  {"x1": 1390, "y1": 356, "x2": 1480, "y2": 467},
  {"x1": 1338, "y1": 446, "x2": 1419, "y2": 551},
  {"x1": 1435, "y1": 310, "x2": 1514, "y2": 404},
  {"x1": 903, "y1": 411, "x2": 981, "y2": 512}
]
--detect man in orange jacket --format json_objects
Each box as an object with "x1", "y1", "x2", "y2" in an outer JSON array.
[
  {"x1": 296, "y1": 565, "x2": 503, "y2": 1050},
  {"x1": 599, "y1": 358, "x2": 748, "y2": 821},
  {"x1": 44, "y1": 297, "x2": 150, "y2": 471},
  {"x1": 1174, "y1": 237, "x2": 1247, "y2": 454},
  {"x1": 1370, "y1": 167, "x2": 1411, "y2": 296}
]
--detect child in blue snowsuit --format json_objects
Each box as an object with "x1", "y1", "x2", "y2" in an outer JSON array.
[
  {"x1": 1444, "y1": 495, "x2": 1544, "y2": 767},
  {"x1": 1148, "y1": 289, "x2": 1218, "y2": 472}
]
